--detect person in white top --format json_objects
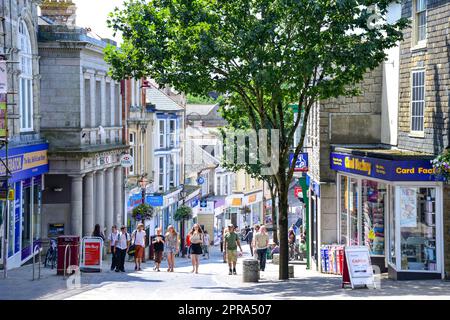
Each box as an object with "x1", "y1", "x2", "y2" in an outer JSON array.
[
  {"x1": 132, "y1": 223, "x2": 146, "y2": 271},
  {"x1": 202, "y1": 231, "x2": 210, "y2": 259},
  {"x1": 114, "y1": 226, "x2": 130, "y2": 272},
  {"x1": 108, "y1": 225, "x2": 119, "y2": 271}
]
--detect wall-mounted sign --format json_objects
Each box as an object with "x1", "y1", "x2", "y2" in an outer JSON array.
[
  {"x1": 290, "y1": 153, "x2": 309, "y2": 172},
  {"x1": 330, "y1": 152, "x2": 440, "y2": 181},
  {"x1": 0, "y1": 93, "x2": 6, "y2": 138},
  {"x1": 294, "y1": 186, "x2": 303, "y2": 198},
  {"x1": 120, "y1": 154, "x2": 134, "y2": 168},
  {"x1": 197, "y1": 177, "x2": 205, "y2": 185},
  {"x1": 0, "y1": 61, "x2": 7, "y2": 94},
  {"x1": 146, "y1": 195, "x2": 164, "y2": 207}
]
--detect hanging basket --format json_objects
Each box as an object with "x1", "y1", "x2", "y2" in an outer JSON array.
[
  {"x1": 174, "y1": 205, "x2": 193, "y2": 221},
  {"x1": 132, "y1": 203, "x2": 154, "y2": 221},
  {"x1": 432, "y1": 151, "x2": 450, "y2": 183}
]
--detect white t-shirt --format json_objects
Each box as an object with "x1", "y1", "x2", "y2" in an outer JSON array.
[
  {"x1": 116, "y1": 232, "x2": 130, "y2": 250},
  {"x1": 203, "y1": 234, "x2": 210, "y2": 245},
  {"x1": 109, "y1": 232, "x2": 119, "y2": 246},
  {"x1": 133, "y1": 230, "x2": 146, "y2": 247}
]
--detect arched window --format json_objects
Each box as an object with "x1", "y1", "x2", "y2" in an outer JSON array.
[{"x1": 18, "y1": 20, "x2": 33, "y2": 131}]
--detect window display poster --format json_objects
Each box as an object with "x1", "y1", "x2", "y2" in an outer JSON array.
[{"x1": 399, "y1": 187, "x2": 417, "y2": 228}]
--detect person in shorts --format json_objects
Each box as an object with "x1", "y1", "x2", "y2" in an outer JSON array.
[
  {"x1": 132, "y1": 223, "x2": 146, "y2": 271},
  {"x1": 152, "y1": 227, "x2": 165, "y2": 272},
  {"x1": 224, "y1": 224, "x2": 243, "y2": 275}
]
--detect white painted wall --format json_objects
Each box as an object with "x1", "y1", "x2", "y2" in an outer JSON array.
[{"x1": 381, "y1": 3, "x2": 402, "y2": 146}]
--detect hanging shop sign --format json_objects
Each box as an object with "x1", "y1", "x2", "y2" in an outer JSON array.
[
  {"x1": 120, "y1": 154, "x2": 134, "y2": 168},
  {"x1": 330, "y1": 152, "x2": 440, "y2": 182},
  {"x1": 342, "y1": 246, "x2": 376, "y2": 289},
  {"x1": 146, "y1": 195, "x2": 164, "y2": 207},
  {"x1": 290, "y1": 153, "x2": 309, "y2": 172},
  {"x1": 197, "y1": 177, "x2": 205, "y2": 185}
]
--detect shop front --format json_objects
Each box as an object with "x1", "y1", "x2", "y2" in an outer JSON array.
[
  {"x1": 331, "y1": 150, "x2": 444, "y2": 280},
  {"x1": 0, "y1": 143, "x2": 49, "y2": 270}
]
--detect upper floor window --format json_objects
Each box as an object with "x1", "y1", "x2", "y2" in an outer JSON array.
[
  {"x1": 18, "y1": 20, "x2": 33, "y2": 132},
  {"x1": 158, "y1": 156, "x2": 165, "y2": 192},
  {"x1": 129, "y1": 132, "x2": 137, "y2": 175},
  {"x1": 414, "y1": 0, "x2": 427, "y2": 45},
  {"x1": 169, "y1": 154, "x2": 175, "y2": 188},
  {"x1": 411, "y1": 69, "x2": 425, "y2": 133},
  {"x1": 169, "y1": 119, "x2": 176, "y2": 148},
  {"x1": 158, "y1": 119, "x2": 165, "y2": 148}
]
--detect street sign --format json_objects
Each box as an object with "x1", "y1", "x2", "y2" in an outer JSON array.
[
  {"x1": 294, "y1": 186, "x2": 303, "y2": 198},
  {"x1": 290, "y1": 153, "x2": 309, "y2": 172},
  {"x1": 120, "y1": 154, "x2": 134, "y2": 168}
]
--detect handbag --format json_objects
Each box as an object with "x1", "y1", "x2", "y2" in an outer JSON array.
[{"x1": 128, "y1": 230, "x2": 137, "y2": 257}]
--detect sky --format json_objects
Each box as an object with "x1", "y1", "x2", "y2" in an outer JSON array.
[{"x1": 72, "y1": 0, "x2": 125, "y2": 44}]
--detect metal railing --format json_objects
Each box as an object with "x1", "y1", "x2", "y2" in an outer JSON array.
[
  {"x1": 32, "y1": 245, "x2": 41, "y2": 281},
  {"x1": 63, "y1": 244, "x2": 71, "y2": 280}
]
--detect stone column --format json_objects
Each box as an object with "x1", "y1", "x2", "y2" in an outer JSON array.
[
  {"x1": 83, "y1": 172, "x2": 94, "y2": 236},
  {"x1": 95, "y1": 170, "x2": 105, "y2": 232},
  {"x1": 110, "y1": 80, "x2": 116, "y2": 127},
  {"x1": 100, "y1": 74, "x2": 107, "y2": 144},
  {"x1": 69, "y1": 175, "x2": 84, "y2": 237},
  {"x1": 114, "y1": 166, "x2": 123, "y2": 226},
  {"x1": 105, "y1": 168, "x2": 115, "y2": 233},
  {"x1": 80, "y1": 70, "x2": 86, "y2": 128},
  {"x1": 89, "y1": 72, "x2": 97, "y2": 143}
]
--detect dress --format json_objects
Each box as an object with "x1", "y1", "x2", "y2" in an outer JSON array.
[{"x1": 164, "y1": 233, "x2": 178, "y2": 254}]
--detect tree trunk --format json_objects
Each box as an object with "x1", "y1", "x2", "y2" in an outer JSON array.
[
  {"x1": 278, "y1": 181, "x2": 289, "y2": 280},
  {"x1": 180, "y1": 219, "x2": 185, "y2": 257}
]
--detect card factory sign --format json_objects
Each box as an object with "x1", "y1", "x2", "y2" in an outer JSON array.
[{"x1": 330, "y1": 152, "x2": 439, "y2": 181}]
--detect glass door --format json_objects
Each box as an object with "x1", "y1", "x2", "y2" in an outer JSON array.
[{"x1": 349, "y1": 178, "x2": 359, "y2": 245}]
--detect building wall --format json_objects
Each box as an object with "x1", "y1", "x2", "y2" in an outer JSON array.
[
  {"x1": 444, "y1": 184, "x2": 450, "y2": 278},
  {"x1": 397, "y1": 0, "x2": 450, "y2": 154}
]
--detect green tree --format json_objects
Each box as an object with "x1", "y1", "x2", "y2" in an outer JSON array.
[{"x1": 105, "y1": 0, "x2": 407, "y2": 280}]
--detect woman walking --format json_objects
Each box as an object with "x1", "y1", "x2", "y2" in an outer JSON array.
[
  {"x1": 254, "y1": 225, "x2": 269, "y2": 271},
  {"x1": 164, "y1": 225, "x2": 179, "y2": 272},
  {"x1": 152, "y1": 227, "x2": 165, "y2": 272},
  {"x1": 189, "y1": 224, "x2": 203, "y2": 273}
]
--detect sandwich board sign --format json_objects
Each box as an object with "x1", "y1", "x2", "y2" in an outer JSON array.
[
  {"x1": 80, "y1": 237, "x2": 103, "y2": 273},
  {"x1": 342, "y1": 246, "x2": 376, "y2": 289}
]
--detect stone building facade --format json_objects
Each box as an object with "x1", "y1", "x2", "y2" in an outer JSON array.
[
  {"x1": 0, "y1": 0, "x2": 50, "y2": 270},
  {"x1": 38, "y1": 0, "x2": 127, "y2": 238}
]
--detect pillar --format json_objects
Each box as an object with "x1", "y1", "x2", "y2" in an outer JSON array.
[
  {"x1": 100, "y1": 74, "x2": 107, "y2": 144},
  {"x1": 70, "y1": 175, "x2": 83, "y2": 236},
  {"x1": 83, "y1": 172, "x2": 94, "y2": 236},
  {"x1": 105, "y1": 168, "x2": 114, "y2": 233},
  {"x1": 89, "y1": 72, "x2": 96, "y2": 143},
  {"x1": 95, "y1": 170, "x2": 105, "y2": 232},
  {"x1": 114, "y1": 166, "x2": 123, "y2": 226}
]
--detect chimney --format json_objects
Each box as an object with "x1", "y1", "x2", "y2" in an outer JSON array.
[{"x1": 40, "y1": 0, "x2": 77, "y2": 26}]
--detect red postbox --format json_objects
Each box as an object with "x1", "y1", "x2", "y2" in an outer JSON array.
[{"x1": 57, "y1": 235, "x2": 80, "y2": 275}]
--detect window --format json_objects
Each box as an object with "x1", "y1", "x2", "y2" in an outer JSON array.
[
  {"x1": 414, "y1": 0, "x2": 427, "y2": 45},
  {"x1": 411, "y1": 70, "x2": 425, "y2": 133},
  {"x1": 129, "y1": 132, "x2": 136, "y2": 175},
  {"x1": 18, "y1": 20, "x2": 33, "y2": 131},
  {"x1": 158, "y1": 156, "x2": 165, "y2": 192},
  {"x1": 159, "y1": 120, "x2": 165, "y2": 148},
  {"x1": 169, "y1": 155, "x2": 175, "y2": 188},
  {"x1": 169, "y1": 119, "x2": 176, "y2": 147}
]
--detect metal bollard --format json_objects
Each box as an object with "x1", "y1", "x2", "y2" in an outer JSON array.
[
  {"x1": 272, "y1": 253, "x2": 280, "y2": 265},
  {"x1": 32, "y1": 245, "x2": 41, "y2": 281},
  {"x1": 63, "y1": 244, "x2": 72, "y2": 280},
  {"x1": 288, "y1": 265, "x2": 294, "y2": 278},
  {"x1": 242, "y1": 259, "x2": 259, "y2": 283}
]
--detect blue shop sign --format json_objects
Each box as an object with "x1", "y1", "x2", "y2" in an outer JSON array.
[
  {"x1": 146, "y1": 195, "x2": 164, "y2": 207},
  {"x1": 289, "y1": 153, "x2": 308, "y2": 172},
  {"x1": 330, "y1": 152, "x2": 441, "y2": 182},
  {"x1": 191, "y1": 197, "x2": 199, "y2": 208}
]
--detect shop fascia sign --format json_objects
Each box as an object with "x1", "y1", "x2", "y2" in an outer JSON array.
[
  {"x1": 244, "y1": 191, "x2": 263, "y2": 205},
  {"x1": 330, "y1": 152, "x2": 441, "y2": 181},
  {"x1": 289, "y1": 152, "x2": 309, "y2": 172}
]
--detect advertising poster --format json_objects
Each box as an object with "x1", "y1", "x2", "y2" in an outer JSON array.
[
  {"x1": 0, "y1": 93, "x2": 6, "y2": 138},
  {"x1": 84, "y1": 241, "x2": 101, "y2": 266},
  {"x1": 399, "y1": 187, "x2": 417, "y2": 228},
  {"x1": 0, "y1": 61, "x2": 6, "y2": 94}
]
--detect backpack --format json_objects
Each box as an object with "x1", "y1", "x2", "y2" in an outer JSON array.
[{"x1": 128, "y1": 230, "x2": 137, "y2": 256}]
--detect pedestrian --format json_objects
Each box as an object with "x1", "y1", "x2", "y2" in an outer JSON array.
[
  {"x1": 131, "y1": 223, "x2": 146, "y2": 271},
  {"x1": 243, "y1": 227, "x2": 254, "y2": 256},
  {"x1": 189, "y1": 224, "x2": 203, "y2": 273},
  {"x1": 164, "y1": 225, "x2": 179, "y2": 272},
  {"x1": 152, "y1": 227, "x2": 165, "y2": 272},
  {"x1": 254, "y1": 225, "x2": 269, "y2": 271},
  {"x1": 115, "y1": 226, "x2": 130, "y2": 272},
  {"x1": 224, "y1": 224, "x2": 243, "y2": 275},
  {"x1": 92, "y1": 224, "x2": 105, "y2": 241},
  {"x1": 108, "y1": 225, "x2": 119, "y2": 271},
  {"x1": 219, "y1": 227, "x2": 224, "y2": 253},
  {"x1": 203, "y1": 230, "x2": 210, "y2": 259},
  {"x1": 222, "y1": 226, "x2": 229, "y2": 263},
  {"x1": 186, "y1": 232, "x2": 191, "y2": 259}
]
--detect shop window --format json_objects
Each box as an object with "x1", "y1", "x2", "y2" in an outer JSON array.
[
  {"x1": 33, "y1": 183, "x2": 41, "y2": 242},
  {"x1": 361, "y1": 180, "x2": 386, "y2": 256},
  {"x1": 349, "y1": 178, "x2": 359, "y2": 246},
  {"x1": 339, "y1": 176, "x2": 349, "y2": 245},
  {"x1": 22, "y1": 185, "x2": 31, "y2": 251},
  {"x1": 389, "y1": 186, "x2": 396, "y2": 266},
  {"x1": 397, "y1": 187, "x2": 437, "y2": 271}
]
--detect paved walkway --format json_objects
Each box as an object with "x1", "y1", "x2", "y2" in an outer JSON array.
[{"x1": 1, "y1": 245, "x2": 450, "y2": 300}]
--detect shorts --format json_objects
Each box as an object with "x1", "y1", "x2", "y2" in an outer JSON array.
[
  {"x1": 135, "y1": 245, "x2": 144, "y2": 259},
  {"x1": 190, "y1": 243, "x2": 203, "y2": 255},
  {"x1": 154, "y1": 250, "x2": 163, "y2": 263},
  {"x1": 227, "y1": 250, "x2": 238, "y2": 263}
]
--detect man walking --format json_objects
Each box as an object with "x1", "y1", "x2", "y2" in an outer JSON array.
[
  {"x1": 224, "y1": 224, "x2": 243, "y2": 275},
  {"x1": 108, "y1": 225, "x2": 119, "y2": 271},
  {"x1": 132, "y1": 223, "x2": 146, "y2": 271},
  {"x1": 115, "y1": 226, "x2": 130, "y2": 272},
  {"x1": 243, "y1": 227, "x2": 254, "y2": 256}
]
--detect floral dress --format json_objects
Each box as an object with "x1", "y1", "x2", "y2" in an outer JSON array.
[{"x1": 165, "y1": 233, "x2": 178, "y2": 253}]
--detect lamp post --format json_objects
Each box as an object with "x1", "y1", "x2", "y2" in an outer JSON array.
[{"x1": 179, "y1": 186, "x2": 187, "y2": 258}]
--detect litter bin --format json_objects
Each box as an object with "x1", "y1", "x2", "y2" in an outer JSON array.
[{"x1": 57, "y1": 235, "x2": 80, "y2": 276}]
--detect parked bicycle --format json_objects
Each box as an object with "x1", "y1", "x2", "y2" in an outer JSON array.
[{"x1": 43, "y1": 238, "x2": 57, "y2": 269}]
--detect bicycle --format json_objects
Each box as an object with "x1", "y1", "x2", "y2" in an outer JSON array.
[{"x1": 43, "y1": 238, "x2": 57, "y2": 269}]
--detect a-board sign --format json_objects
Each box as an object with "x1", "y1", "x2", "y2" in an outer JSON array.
[
  {"x1": 80, "y1": 237, "x2": 103, "y2": 272},
  {"x1": 342, "y1": 246, "x2": 375, "y2": 289}
]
